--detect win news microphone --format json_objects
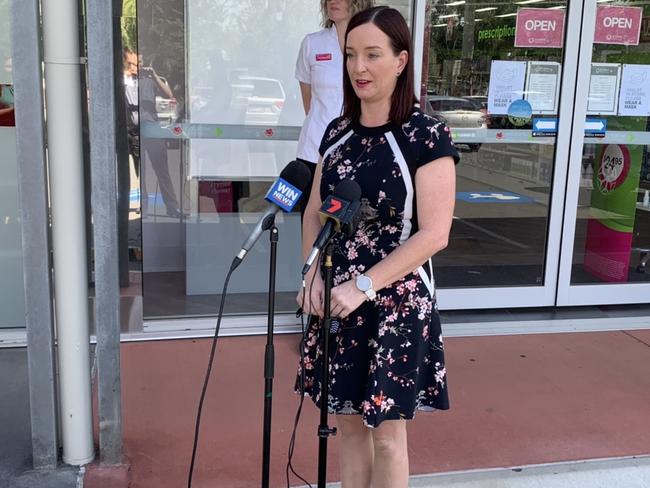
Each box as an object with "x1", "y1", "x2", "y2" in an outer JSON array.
[
  {"x1": 302, "y1": 179, "x2": 362, "y2": 276},
  {"x1": 231, "y1": 160, "x2": 311, "y2": 271}
]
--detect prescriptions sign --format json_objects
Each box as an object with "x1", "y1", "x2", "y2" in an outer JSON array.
[
  {"x1": 515, "y1": 8, "x2": 565, "y2": 49},
  {"x1": 594, "y1": 6, "x2": 643, "y2": 46}
]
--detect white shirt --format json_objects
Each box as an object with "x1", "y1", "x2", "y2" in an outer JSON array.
[
  {"x1": 124, "y1": 74, "x2": 139, "y2": 125},
  {"x1": 295, "y1": 26, "x2": 343, "y2": 164}
]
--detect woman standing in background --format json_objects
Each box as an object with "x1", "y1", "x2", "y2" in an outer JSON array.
[{"x1": 295, "y1": 0, "x2": 374, "y2": 213}]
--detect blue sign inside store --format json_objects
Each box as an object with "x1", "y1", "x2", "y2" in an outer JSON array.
[
  {"x1": 456, "y1": 191, "x2": 535, "y2": 203},
  {"x1": 532, "y1": 118, "x2": 608, "y2": 137},
  {"x1": 532, "y1": 118, "x2": 558, "y2": 136},
  {"x1": 584, "y1": 118, "x2": 607, "y2": 137}
]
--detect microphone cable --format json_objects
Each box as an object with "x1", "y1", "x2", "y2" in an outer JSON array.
[
  {"x1": 187, "y1": 253, "x2": 320, "y2": 487},
  {"x1": 187, "y1": 259, "x2": 238, "y2": 488},
  {"x1": 286, "y1": 260, "x2": 321, "y2": 488}
]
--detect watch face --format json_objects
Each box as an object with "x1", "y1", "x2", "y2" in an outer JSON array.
[{"x1": 356, "y1": 275, "x2": 372, "y2": 291}]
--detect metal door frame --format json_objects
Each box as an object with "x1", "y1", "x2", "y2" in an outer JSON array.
[
  {"x1": 411, "y1": 0, "x2": 585, "y2": 309},
  {"x1": 557, "y1": 0, "x2": 650, "y2": 306}
]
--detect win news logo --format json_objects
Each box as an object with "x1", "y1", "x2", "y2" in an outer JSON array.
[{"x1": 265, "y1": 178, "x2": 303, "y2": 212}]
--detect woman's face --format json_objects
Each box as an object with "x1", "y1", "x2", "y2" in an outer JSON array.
[
  {"x1": 346, "y1": 23, "x2": 407, "y2": 106},
  {"x1": 327, "y1": 0, "x2": 351, "y2": 24}
]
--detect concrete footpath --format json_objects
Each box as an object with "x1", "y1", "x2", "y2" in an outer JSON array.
[{"x1": 308, "y1": 456, "x2": 650, "y2": 488}]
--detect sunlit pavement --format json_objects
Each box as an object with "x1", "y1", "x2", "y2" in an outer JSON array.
[{"x1": 82, "y1": 329, "x2": 650, "y2": 487}]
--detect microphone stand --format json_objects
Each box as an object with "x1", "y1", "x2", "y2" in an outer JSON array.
[
  {"x1": 317, "y1": 240, "x2": 337, "y2": 488},
  {"x1": 262, "y1": 223, "x2": 279, "y2": 488}
]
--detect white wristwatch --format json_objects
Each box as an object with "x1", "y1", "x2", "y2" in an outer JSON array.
[{"x1": 355, "y1": 274, "x2": 377, "y2": 301}]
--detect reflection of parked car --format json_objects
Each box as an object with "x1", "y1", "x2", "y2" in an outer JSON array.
[
  {"x1": 425, "y1": 96, "x2": 487, "y2": 128},
  {"x1": 231, "y1": 76, "x2": 286, "y2": 125},
  {"x1": 155, "y1": 95, "x2": 178, "y2": 123},
  {"x1": 463, "y1": 95, "x2": 492, "y2": 128},
  {"x1": 154, "y1": 76, "x2": 178, "y2": 123},
  {"x1": 425, "y1": 95, "x2": 486, "y2": 151},
  {"x1": 465, "y1": 95, "x2": 487, "y2": 111}
]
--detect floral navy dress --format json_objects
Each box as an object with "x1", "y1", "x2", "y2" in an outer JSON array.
[{"x1": 297, "y1": 109, "x2": 460, "y2": 428}]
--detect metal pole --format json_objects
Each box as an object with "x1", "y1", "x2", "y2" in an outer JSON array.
[
  {"x1": 261, "y1": 225, "x2": 278, "y2": 488},
  {"x1": 42, "y1": 0, "x2": 94, "y2": 466},
  {"x1": 86, "y1": 0, "x2": 123, "y2": 465},
  {"x1": 10, "y1": 0, "x2": 59, "y2": 469},
  {"x1": 317, "y1": 242, "x2": 337, "y2": 488}
]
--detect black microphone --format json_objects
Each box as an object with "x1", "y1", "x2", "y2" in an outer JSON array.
[
  {"x1": 302, "y1": 179, "x2": 362, "y2": 276},
  {"x1": 231, "y1": 160, "x2": 311, "y2": 271}
]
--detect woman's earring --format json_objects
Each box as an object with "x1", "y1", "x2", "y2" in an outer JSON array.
[{"x1": 396, "y1": 71, "x2": 401, "y2": 77}]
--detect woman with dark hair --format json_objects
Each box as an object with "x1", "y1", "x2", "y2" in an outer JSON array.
[{"x1": 297, "y1": 6, "x2": 459, "y2": 487}]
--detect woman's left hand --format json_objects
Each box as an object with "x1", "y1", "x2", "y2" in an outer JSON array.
[{"x1": 330, "y1": 279, "x2": 368, "y2": 319}]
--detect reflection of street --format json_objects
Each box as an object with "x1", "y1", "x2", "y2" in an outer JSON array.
[
  {"x1": 456, "y1": 143, "x2": 554, "y2": 214},
  {"x1": 124, "y1": 50, "x2": 182, "y2": 218},
  {"x1": 231, "y1": 76, "x2": 286, "y2": 126},
  {"x1": 138, "y1": 142, "x2": 187, "y2": 277},
  {"x1": 192, "y1": 73, "x2": 287, "y2": 126},
  {"x1": 189, "y1": 138, "x2": 296, "y2": 180},
  {"x1": 136, "y1": 142, "x2": 186, "y2": 221},
  {"x1": 473, "y1": 142, "x2": 552, "y2": 183},
  {"x1": 436, "y1": 142, "x2": 553, "y2": 287}
]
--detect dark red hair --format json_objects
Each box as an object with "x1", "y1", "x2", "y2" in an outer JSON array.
[{"x1": 342, "y1": 6, "x2": 416, "y2": 125}]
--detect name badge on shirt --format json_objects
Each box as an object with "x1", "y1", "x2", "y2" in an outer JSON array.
[{"x1": 315, "y1": 53, "x2": 332, "y2": 61}]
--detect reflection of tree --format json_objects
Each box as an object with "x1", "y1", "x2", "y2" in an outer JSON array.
[
  {"x1": 128, "y1": 0, "x2": 320, "y2": 120},
  {"x1": 121, "y1": 0, "x2": 137, "y2": 53},
  {"x1": 428, "y1": 1, "x2": 566, "y2": 96},
  {"x1": 136, "y1": 0, "x2": 186, "y2": 108},
  {"x1": 190, "y1": 0, "x2": 317, "y2": 84},
  {"x1": 186, "y1": 0, "x2": 320, "y2": 126}
]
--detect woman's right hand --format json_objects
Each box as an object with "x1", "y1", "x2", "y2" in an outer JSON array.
[{"x1": 296, "y1": 271, "x2": 324, "y2": 318}]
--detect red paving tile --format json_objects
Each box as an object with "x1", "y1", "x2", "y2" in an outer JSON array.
[
  {"x1": 109, "y1": 330, "x2": 650, "y2": 488},
  {"x1": 627, "y1": 329, "x2": 650, "y2": 345}
]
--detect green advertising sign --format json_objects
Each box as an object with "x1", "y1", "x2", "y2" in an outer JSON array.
[{"x1": 591, "y1": 117, "x2": 645, "y2": 233}]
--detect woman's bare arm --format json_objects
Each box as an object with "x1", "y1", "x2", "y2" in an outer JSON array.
[
  {"x1": 363, "y1": 156, "x2": 456, "y2": 290},
  {"x1": 329, "y1": 156, "x2": 456, "y2": 317}
]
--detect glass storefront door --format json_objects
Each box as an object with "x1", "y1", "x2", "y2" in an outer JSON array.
[
  {"x1": 422, "y1": 0, "x2": 581, "y2": 309},
  {"x1": 128, "y1": 0, "x2": 646, "y2": 328},
  {"x1": 132, "y1": 0, "x2": 602, "y2": 323},
  {"x1": 557, "y1": 1, "x2": 650, "y2": 306},
  {"x1": 133, "y1": 0, "x2": 418, "y2": 321},
  {"x1": 0, "y1": 0, "x2": 26, "y2": 328}
]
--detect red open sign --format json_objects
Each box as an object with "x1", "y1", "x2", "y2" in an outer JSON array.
[
  {"x1": 515, "y1": 8, "x2": 565, "y2": 49},
  {"x1": 594, "y1": 6, "x2": 643, "y2": 46}
]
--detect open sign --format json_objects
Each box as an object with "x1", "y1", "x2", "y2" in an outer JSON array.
[
  {"x1": 595, "y1": 6, "x2": 643, "y2": 46},
  {"x1": 603, "y1": 17, "x2": 633, "y2": 29},
  {"x1": 515, "y1": 8, "x2": 565, "y2": 48},
  {"x1": 524, "y1": 19, "x2": 557, "y2": 32}
]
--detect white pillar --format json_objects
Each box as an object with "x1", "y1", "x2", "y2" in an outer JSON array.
[{"x1": 42, "y1": 0, "x2": 94, "y2": 466}]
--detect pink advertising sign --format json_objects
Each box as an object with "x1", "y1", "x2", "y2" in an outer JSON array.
[
  {"x1": 594, "y1": 6, "x2": 643, "y2": 46},
  {"x1": 515, "y1": 8, "x2": 565, "y2": 49},
  {"x1": 584, "y1": 218, "x2": 633, "y2": 283}
]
